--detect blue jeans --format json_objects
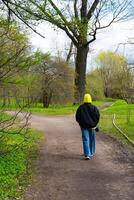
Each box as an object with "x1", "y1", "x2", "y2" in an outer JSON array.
[{"x1": 81, "y1": 128, "x2": 96, "y2": 157}]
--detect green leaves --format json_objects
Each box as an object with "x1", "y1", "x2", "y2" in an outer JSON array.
[
  {"x1": 0, "y1": 18, "x2": 30, "y2": 82},
  {"x1": 96, "y1": 51, "x2": 132, "y2": 99}
]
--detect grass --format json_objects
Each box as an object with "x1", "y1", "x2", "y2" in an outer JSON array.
[
  {"x1": 29, "y1": 104, "x2": 79, "y2": 115},
  {"x1": 1, "y1": 100, "x2": 104, "y2": 115},
  {"x1": 102, "y1": 100, "x2": 134, "y2": 115},
  {"x1": 28, "y1": 101, "x2": 103, "y2": 115},
  {"x1": 100, "y1": 100, "x2": 134, "y2": 150},
  {"x1": 0, "y1": 128, "x2": 43, "y2": 200}
]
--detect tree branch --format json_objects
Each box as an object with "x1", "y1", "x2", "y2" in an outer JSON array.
[
  {"x1": 66, "y1": 41, "x2": 73, "y2": 63},
  {"x1": 2, "y1": 0, "x2": 78, "y2": 45},
  {"x1": 74, "y1": 0, "x2": 79, "y2": 19},
  {"x1": 87, "y1": 0, "x2": 100, "y2": 20},
  {"x1": 1, "y1": 0, "x2": 46, "y2": 38},
  {"x1": 81, "y1": 0, "x2": 87, "y2": 18}
]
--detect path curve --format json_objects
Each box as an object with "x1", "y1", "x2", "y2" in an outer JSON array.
[{"x1": 23, "y1": 114, "x2": 134, "y2": 200}]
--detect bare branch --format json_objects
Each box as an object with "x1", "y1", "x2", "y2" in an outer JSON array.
[
  {"x1": 66, "y1": 41, "x2": 73, "y2": 63},
  {"x1": 87, "y1": 30, "x2": 96, "y2": 46},
  {"x1": 74, "y1": 0, "x2": 79, "y2": 19},
  {"x1": 2, "y1": 0, "x2": 78, "y2": 45},
  {"x1": 87, "y1": 0, "x2": 100, "y2": 20},
  {"x1": 2, "y1": 0, "x2": 46, "y2": 38}
]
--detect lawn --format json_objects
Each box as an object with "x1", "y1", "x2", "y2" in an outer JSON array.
[
  {"x1": 28, "y1": 101, "x2": 103, "y2": 115},
  {"x1": 0, "y1": 127, "x2": 43, "y2": 200},
  {"x1": 100, "y1": 100, "x2": 134, "y2": 150},
  {"x1": 3, "y1": 100, "x2": 103, "y2": 115}
]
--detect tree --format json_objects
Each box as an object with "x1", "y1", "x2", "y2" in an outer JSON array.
[
  {"x1": 0, "y1": 18, "x2": 31, "y2": 82},
  {"x1": 50, "y1": 58, "x2": 74, "y2": 105},
  {"x1": 0, "y1": 19, "x2": 31, "y2": 156},
  {"x1": 96, "y1": 51, "x2": 133, "y2": 99},
  {"x1": 1, "y1": 0, "x2": 133, "y2": 103},
  {"x1": 12, "y1": 72, "x2": 41, "y2": 107},
  {"x1": 31, "y1": 51, "x2": 74, "y2": 107},
  {"x1": 0, "y1": 17, "x2": 33, "y2": 107}
]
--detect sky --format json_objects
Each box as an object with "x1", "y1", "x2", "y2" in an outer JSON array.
[{"x1": 30, "y1": 19, "x2": 134, "y2": 71}]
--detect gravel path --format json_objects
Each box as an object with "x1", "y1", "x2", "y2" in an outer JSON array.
[{"x1": 23, "y1": 114, "x2": 134, "y2": 200}]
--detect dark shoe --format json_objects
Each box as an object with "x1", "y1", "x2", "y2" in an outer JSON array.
[{"x1": 85, "y1": 156, "x2": 90, "y2": 160}]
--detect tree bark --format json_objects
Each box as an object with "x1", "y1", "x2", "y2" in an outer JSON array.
[
  {"x1": 42, "y1": 90, "x2": 52, "y2": 108},
  {"x1": 74, "y1": 45, "x2": 89, "y2": 104}
]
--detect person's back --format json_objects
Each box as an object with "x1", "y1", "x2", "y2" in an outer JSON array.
[
  {"x1": 75, "y1": 94, "x2": 100, "y2": 160},
  {"x1": 76, "y1": 102, "x2": 100, "y2": 129}
]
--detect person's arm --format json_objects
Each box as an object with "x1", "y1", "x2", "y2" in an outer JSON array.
[
  {"x1": 94, "y1": 106, "x2": 100, "y2": 123},
  {"x1": 75, "y1": 106, "x2": 81, "y2": 123}
]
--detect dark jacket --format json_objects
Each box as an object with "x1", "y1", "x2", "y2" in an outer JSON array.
[{"x1": 76, "y1": 103, "x2": 100, "y2": 129}]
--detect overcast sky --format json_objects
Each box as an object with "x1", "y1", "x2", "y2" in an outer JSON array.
[{"x1": 30, "y1": 19, "x2": 134, "y2": 71}]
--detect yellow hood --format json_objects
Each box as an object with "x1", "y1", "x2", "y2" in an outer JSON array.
[{"x1": 84, "y1": 94, "x2": 92, "y2": 103}]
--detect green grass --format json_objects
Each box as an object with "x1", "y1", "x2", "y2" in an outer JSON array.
[
  {"x1": 0, "y1": 128, "x2": 43, "y2": 200},
  {"x1": 29, "y1": 104, "x2": 79, "y2": 115},
  {"x1": 100, "y1": 100, "x2": 134, "y2": 150},
  {"x1": 1, "y1": 100, "x2": 104, "y2": 115},
  {"x1": 102, "y1": 99, "x2": 134, "y2": 115},
  {"x1": 28, "y1": 101, "x2": 103, "y2": 115},
  {"x1": 0, "y1": 112, "x2": 12, "y2": 121}
]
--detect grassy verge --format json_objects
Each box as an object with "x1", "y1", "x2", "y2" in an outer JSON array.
[
  {"x1": 29, "y1": 104, "x2": 78, "y2": 115},
  {"x1": 3, "y1": 101, "x2": 104, "y2": 115},
  {"x1": 100, "y1": 100, "x2": 134, "y2": 150},
  {"x1": 0, "y1": 128, "x2": 43, "y2": 200},
  {"x1": 28, "y1": 101, "x2": 103, "y2": 115}
]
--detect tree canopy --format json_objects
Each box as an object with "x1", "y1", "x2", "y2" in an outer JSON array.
[
  {"x1": 96, "y1": 51, "x2": 133, "y2": 99},
  {"x1": 0, "y1": 18, "x2": 31, "y2": 83}
]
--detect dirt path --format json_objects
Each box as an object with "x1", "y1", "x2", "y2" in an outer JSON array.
[{"x1": 23, "y1": 114, "x2": 134, "y2": 200}]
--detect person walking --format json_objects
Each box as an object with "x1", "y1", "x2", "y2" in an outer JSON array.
[{"x1": 75, "y1": 94, "x2": 100, "y2": 160}]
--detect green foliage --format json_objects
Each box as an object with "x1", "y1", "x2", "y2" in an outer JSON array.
[
  {"x1": 0, "y1": 128, "x2": 43, "y2": 200},
  {"x1": 0, "y1": 112, "x2": 11, "y2": 122},
  {"x1": 0, "y1": 17, "x2": 34, "y2": 109},
  {"x1": 97, "y1": 51, "x2": 127, "y2": 66},
  {"x1": 0, "y1": 150, "x2": 27, "y2": 199},
  {"x1": 86, "y1": 69, "x2": 105, "y2": 100},
  {"x1": 29, "y1": 57, "x2": 75, "y2": 107},
  {"x1": 0, "y1": 18, "x2": 30, "y2": 79},
  {"x1": 32, "y1": 50, "x2": 51, "y2": 66},
  {"x1": 96, "y1": 51, "x2": 133, "y2": 98}
]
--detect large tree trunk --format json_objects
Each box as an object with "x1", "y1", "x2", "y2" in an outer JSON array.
[
  {"x1": 74, "y1": 45, "x2": 89, "y2": 104},
  {"x1": 42, "y1": 90, "x2": 52, "y2": 108}
]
